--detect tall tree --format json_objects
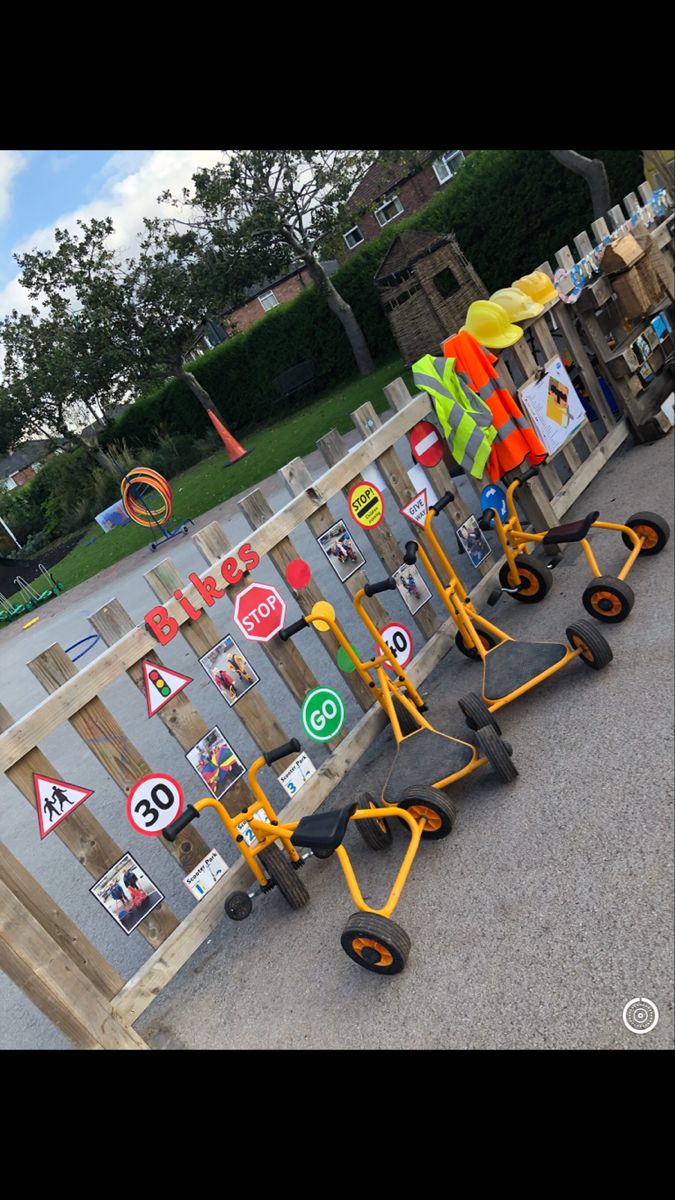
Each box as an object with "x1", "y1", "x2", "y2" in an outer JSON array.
[
  {"x1": 165, "y1": 150, "x2": 379, "y2": 376},
  {"x1": 7, "y1": 216, "x2": 255, "y2": 449},
  {"x1": 550, "y1": 151, "x2": 611, "y2": 220}
]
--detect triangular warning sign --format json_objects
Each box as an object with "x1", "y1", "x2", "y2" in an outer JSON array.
[
  {"x1": 33, "y1": 773, "x2": 94, "y2": 839},
  {"x1": 142, "y1": 660, "x2": 192, "y2": 717},
  {"x1": 400, "y1": 489, "x2": 429, "y2": 529}
]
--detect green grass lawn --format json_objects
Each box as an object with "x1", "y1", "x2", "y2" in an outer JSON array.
[{"x1": 5, "y1": 357, "x2": 413, "y2": 604}]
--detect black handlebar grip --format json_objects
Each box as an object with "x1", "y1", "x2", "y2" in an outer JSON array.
[
  {"x1": 364, "y1": 577, "x2": 397, "y2": 597},
  {"x1": 430, "y1": 491, "x2": 454, "y2": 514},
  {"x1": 278, "y1": 616, "x2": 308, "y2": 641},
  {"x1": 404, "y1": 541, "x2": 419, "y2": 565},
  {"x1": 264, "y1": 738, "x2": 301, "y2": 766},
  {"x1": 478, "y1": 510, "x2": 495, "y2": 531},
  {"x1": 519, "y1": 467, "x2": 540, "y2": 484},
  {"x1": 162, "y1": 804, "x2": 200, "y2": 843}
]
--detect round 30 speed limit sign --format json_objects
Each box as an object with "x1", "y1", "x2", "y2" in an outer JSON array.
[
  {"x1": 377, "y1": 622, "x2": 414, "y2": 671},
  {"x1": 301, "y1": 687, "x2": 346, "y2": 742},
  {"x1": 127, "y1": 772, "x2": 184, "y2": 836}
]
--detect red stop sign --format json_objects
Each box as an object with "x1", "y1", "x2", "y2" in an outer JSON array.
[
  {"x1": 410, "y1": 420, "x2": 444, "y2": 468},
  {"x1": 233, "y1": 583, "x2": 287, "y2": 643}
]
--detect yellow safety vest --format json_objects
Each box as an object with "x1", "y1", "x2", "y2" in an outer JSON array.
[{"x1": 412, "y1": 354, "x2": 497, "y2": 479}]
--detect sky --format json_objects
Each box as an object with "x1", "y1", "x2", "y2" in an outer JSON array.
[{"x1": 0, "y1": 149, "x2": 226, "y2": 318}]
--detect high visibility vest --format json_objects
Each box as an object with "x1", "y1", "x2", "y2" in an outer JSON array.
[
  {"x1": 441, "y1": 331, "x2": 547, "y2": 484},
  {"x1": 412, "y1": 354, "x2": 497, "y2": 479}
]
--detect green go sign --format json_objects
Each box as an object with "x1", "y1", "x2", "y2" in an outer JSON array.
[{"x1": 301, "y1": 687, "x2": 346, "y2": 742}]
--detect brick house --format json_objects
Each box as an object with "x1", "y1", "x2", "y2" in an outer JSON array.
[
  {"x1": 0, "y1": 439, "x2": 53, "y2": 492},
  {"x1": 341, "y1": 150, "x2": 468, "y2": 255}
]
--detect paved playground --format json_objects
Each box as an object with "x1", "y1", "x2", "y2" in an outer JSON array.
[{"x1": 1, "y1": 429, "x2": 673, "y2": 1050}]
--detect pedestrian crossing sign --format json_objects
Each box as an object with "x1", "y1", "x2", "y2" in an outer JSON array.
[{"x1": 33, "y1": 773, "x2": 95, "y2": 839}]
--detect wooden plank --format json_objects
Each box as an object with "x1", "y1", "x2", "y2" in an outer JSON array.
[
  {"x1": 608, "y1": 204, "x2": 626, "y2": 231},
  {"x1": 0, "y1": 704, "x2": 175, "y2": 949},
  {"x1": 144, "y1": 558, "x2": 295, "y2": 792},
  {"x1": 551, "y1": 301, "x2": 616, "y2": 431},
  {"x1": 191, "y1": 519, "x2": 336, "y2": 729},
  {"x1": 624, "y1": 193, "x2": 640, "y2": 216},
  {"x1": 28, "y1": 644, "x2": 208, "y2": 875},
  {"x1": 638, "y1": 182, "x2": 653, "y2": 204},
  {"x1": 574, "y1": 231, "x2": 594, "y2": 258},
  {"x1": 316, "y1": 427, "x2": 443, "y2": 639},
  {"x1": 0, "y1": 878, "x2": 148, "y2": 1050},
  {"x1": 352, "y1": 401, "x2": 444, "y2": 633},
  {"x1": 381, "y1": 380, "x2": 491, "y2": 577},
  {"x1": 591, "y1": 217, "x2": 611, "y2": 242},
  {"x1": 0, "y1": 395, "x2": 434, "y2": 775},
  {"x1": 555, "y1": 245, "x2": 576, "y2": 271},
  {"x1": 550, "y1": 419, "x2": 630, "y2": 519},
  {"x1": 0, "y1": 840, "x2": 123, "y2": 1000}
]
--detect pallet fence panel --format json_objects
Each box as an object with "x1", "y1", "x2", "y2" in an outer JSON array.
[
  {"x1": 0, "y1": 840, "x2": 123, "y2": 1000},
  {"x1": 381, "y1": 379, "x2": 493, "y2": 578},
  {"x1": 191, "y1": 517, "x2": 347, "y2": 746},
  {"x1": 28, "y1": 644, "x2": 209, "y2": 875},
  {"x1": 0, "y1": 704, "x2": 177, "y2": 949},
  {"x1": 144, "y1": 559, "x2": 294, "y2": 785},
  {"x1": 2, "y1": 370, "x2": 638, "y2": 1045}
]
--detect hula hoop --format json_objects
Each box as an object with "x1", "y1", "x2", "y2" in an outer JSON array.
[
  {"x1": 121, "y1": 467, "x2": 173, "y2": 528},
  {"x1": 65, "y1": 633, "x2": 101, "y2": 663}
]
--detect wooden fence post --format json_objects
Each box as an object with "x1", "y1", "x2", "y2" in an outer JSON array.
[
  {"x1": 0, "y1": 703, "x2": 177, "y2": 949},
  {"x1": 0, "y1": 840, "x2": 123, "y2": 999},
  {"x1": 0, "y1": 874, "x2": 148, "y2": 1050},
  {"x1": 27, "y1": 644, "x2": 209, "y2": 874}
]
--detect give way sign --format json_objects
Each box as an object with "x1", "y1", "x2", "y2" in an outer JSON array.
[{"x1": 233, "y1": 582, "x2": 287, "y2": 643}]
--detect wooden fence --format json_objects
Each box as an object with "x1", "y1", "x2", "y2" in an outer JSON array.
[{"x1": 1, "y1": 185, "x2": 670, "y2": 1049}]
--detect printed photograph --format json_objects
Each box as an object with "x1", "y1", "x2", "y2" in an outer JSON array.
[
  {"x1": 90, "y1": 852, "x2": 164, "y2": 936},
  {"x1": 186, "y1": 725, "x2": 246, "y2": 800},
  {"x1": 199, "y1": 634, "x2": 259, "y2": 707},
  {"x1": 317, "y1": 519, "x2": 365, "y2": 582},
  {"x1": 393, "y1": 562, "x2": 431, "y2": 616},
  {"x1": 456, "y1": 514, "x2": 493, "y2": 569}
]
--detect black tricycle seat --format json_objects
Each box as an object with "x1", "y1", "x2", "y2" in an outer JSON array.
[
  {"x1": 291, "y1": 802, "x2": 357, "y2": 852},
  {"x1": 543, "y1": 511, "x2": 599, "y2": 544},
  {"x1": 482, "y1": 638, "x2": 567, "y2": 702}
]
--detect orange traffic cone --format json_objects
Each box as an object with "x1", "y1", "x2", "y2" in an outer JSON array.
[{"x1": 207, "y1": 410, "x2": 252, "y2": 466}]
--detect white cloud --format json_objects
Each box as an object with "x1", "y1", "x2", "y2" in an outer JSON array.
[
  {"x1": 0, "y1": 150, "x2": 28, "y2": 223},
  {"x1": 0, "y1": 149, "x2": 225, "y2": 317}
]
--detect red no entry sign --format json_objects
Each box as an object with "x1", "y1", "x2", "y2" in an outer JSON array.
[
  {"x1": 233, "y1": 582, "x2": 287, "y2": 642},
  {"x1": 410, "y1": 420, "x2": 444, "y2": 468}
]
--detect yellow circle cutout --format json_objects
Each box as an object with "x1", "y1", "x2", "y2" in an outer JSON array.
[{"x1": 312, "y1": 599, "x2": 335, "y2": 633}]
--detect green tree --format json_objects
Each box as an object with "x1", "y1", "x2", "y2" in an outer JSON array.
[{"x1": 166, "y1": 150, "x2": 380, "y2": 376}]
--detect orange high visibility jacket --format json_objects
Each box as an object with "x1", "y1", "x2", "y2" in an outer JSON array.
[{"x1": 441, "y1": 330, "x2": 547, "y2": 483}]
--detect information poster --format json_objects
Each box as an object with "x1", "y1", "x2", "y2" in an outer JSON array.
[{"x1": 519, "y1": 358, "x2": 585, "y2": 456}]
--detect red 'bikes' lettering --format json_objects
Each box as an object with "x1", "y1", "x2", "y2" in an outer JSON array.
[{"x1": 145, "y1": 544, "x2": 260, "y2": 647}]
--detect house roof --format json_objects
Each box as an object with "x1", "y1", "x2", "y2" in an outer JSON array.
[
  {"x1": 374, "y1": 229, "x2": 451, "y2": 285},
  {"x1": 0, "y1": 439, "x2": 53, "y2": 480},
  {"x1": 348, "y1": 152, "x2": 435, "y2": 210}
]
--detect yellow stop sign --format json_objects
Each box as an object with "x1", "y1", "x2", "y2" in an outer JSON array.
[{"x1": 348, "y1": 481, "x2": 384, "y2": 529}]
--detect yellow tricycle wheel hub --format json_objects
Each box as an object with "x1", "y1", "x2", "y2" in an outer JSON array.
[{"x1": 352, "y1": 937, "x2": 393, "y2": 967}]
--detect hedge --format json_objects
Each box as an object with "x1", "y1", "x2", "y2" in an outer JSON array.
[{"x1": 100, "y1": 149, "x2": 642, "y2": 452}]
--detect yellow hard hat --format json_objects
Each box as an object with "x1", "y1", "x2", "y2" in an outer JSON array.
[
  {"x1": 511, "y1": 271, "x2": 558, "y2": 306},
  {"x1": 489, "y1": 287, "x2": 544, "y2": 322},
  {"x1": 461, "y1": 300, "x2": 524, "y2": 349}
]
